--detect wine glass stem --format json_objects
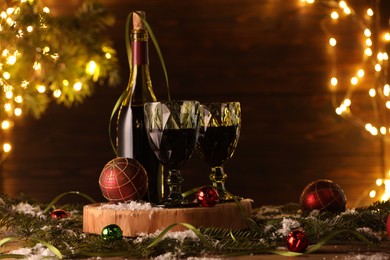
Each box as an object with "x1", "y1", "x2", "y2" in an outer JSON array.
[
  {"x1": 210, "y1": 166, "x2": 233, "y2": 201},
  {"x1": 167, "y1": 169, "x2": 184, "y2": 201}
]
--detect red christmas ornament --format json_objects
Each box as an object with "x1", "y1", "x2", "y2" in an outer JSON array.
[
  {"x1": 50, "y1": 209, "x2": 70, "y2": 219},
  {"x1": 197, "y1": 186, "x2": 219, "y2": 207},
  {"x1": 287, "y1": 229, "x2": 308, "y2": 253},
  {"x1": 99, "y1": 157, "x2": 148, "y2": 203},
  {"x1": 300, "y1": 179, "x2": 347, "y2": 213}
]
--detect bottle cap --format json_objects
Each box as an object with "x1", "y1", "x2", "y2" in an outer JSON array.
[{"x1": 133, "y1": 11, "x2": 146, "y2": 30}]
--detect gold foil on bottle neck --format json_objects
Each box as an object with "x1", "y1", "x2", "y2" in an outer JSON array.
[{"x1": 131, "y1": 30, "x2": 148, "y2": 41}]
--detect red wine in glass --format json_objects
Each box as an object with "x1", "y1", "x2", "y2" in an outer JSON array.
[
  {"x1": 144, "y1": 100, "x2": 200, "y2": 207},
  {"x1": 148, "y1": 128, "x2": 197, "y2": 170},
  {"x1": 196, "y1": 102, "x2": 241, "y2": 202}
]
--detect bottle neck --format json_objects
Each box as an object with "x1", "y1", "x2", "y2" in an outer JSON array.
[
  {"x1": 131, "y1": 29, "x2": 149, "y2": 65},
  {"x1": 124, "y1": 29, "x2": 156, "y2": 106}
]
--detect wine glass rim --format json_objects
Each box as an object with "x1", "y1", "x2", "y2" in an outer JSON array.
[
  {"x1": 201, "y1": 101, "x2": 240, "y2": 105},
  {"x1": 145, "y1": 100, "x2": 200, "y2": 104}
]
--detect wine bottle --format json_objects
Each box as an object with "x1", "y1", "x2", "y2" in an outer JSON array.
[{"x1": 117, "y1": 11, "x2": 164, "y2": 204}]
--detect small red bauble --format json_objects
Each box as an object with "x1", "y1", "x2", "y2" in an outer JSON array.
[
  {"x1": 300, "y1": 179, "x2": 347, "y2": 213},
  {"x1": 99, "y1": 157, "x2": 148, "y2": 203},
  {"x1": 50, "y1": 209, "x2": 70, "y2": 219},
  {"x1": 197, "y1": 186, "x2": 219, "y2": 207},
  {"x1": 287, "y1": 229, "x2": 308, "y2": 253}
]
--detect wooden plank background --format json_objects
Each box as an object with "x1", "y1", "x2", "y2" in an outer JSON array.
[{"x1": 1, "y1": 0, "x2": 389, "y2": 208}]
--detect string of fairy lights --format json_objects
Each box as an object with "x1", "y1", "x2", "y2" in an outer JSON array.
[
  {"x1": 302, "y1": 0, "x2": 390, "y2": 203},
  {"x1": 0, "y1": 0, "x2": 119, "y2": 162}
]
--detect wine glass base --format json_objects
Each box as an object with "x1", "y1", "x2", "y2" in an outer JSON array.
[{"x1": 217, "y1": 191, "x2": 242, "y2": 203}]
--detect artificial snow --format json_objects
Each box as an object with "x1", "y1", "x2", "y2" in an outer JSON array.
[
  {"x1": 134, "y1": 229, "x2": 199, "y2": 244},
  {"x1": 9, "y1": 243, "x2": 56, "y2": 260},
  {"x1": 343, "y1": 253, "x2": 390, "y2": 260},
  {"x1": 98, "y1": 201, "x2": 156, "y2": 211},
  {"x1": 11, "y1": 202, "x2": 45, "y2": 218},
  {"x1": 276, "y1": 218, "x2": 301, "y2": 236}
]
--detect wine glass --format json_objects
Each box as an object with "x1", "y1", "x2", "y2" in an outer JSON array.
[
  {"x1": 196, "y1": 102, "x2": 241, "y2": 202},
  {"x1": 144, "y1": 100, "x2": 200, "y2": 207}
]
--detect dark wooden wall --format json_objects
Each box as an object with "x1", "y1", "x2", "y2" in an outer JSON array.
[{"x1": 1, "y1": 0, "x2": 388, "y2": 208}]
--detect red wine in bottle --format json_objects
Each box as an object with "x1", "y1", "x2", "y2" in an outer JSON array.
[{"x1": 117, "y1": 11, "x2": 164, "y2": 204}]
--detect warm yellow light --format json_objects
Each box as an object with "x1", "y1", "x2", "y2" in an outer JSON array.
[
  {"x1": 26, "y1": 26, "x2": 33, "y2": 33},
  {"x1": 380, "y1": 126, "x2": 387, "y2": 135},
  {"x1": 53, "y1": 89, "x2": 61, "y2": 98},
  {"x1": 364, "y1": 48, "x2": 372, "y2": 56},
  {"x1": 329, "y1": 37, "x2": 337, "y2": 46},
  {"x1": 3, "y1": 72, "x2": 11, "y2": 80},
  {"x1": 369, "y1": 88, "x2": 376, "y2": 97},
  {"x1": 364, "y1": 29, "x2": 371, "y2": 37},
  {"x1": 1, "y1": 120, "x2": 10, "y2": 130},
  {"x1": 5, "y1": 91, "x2": 13, "y2": 99},
  {"x1": 357, "y1": 69, "x2": 364, "y2": 78},
  {"x1": 330, "y1": 11, "x2": 339, "y2": 20},
  {"x1": 21, "y1": 81, "x2": 29, "y2": 88},
  {"x1": 42, "y1": 7, "x2": 50, "y2": 13},
  {"x1": 370, "y1": 127, "x2": 378, "y2": 136},
  {"x1": 73, "y1": 81, "x2": 82, "y2": 91},
  {"x1": 335, "y1": 107, "x2": 342, "y2": 115},
  {"x1": 2, "y1": 49, "x2": 9, "y2": 57},
  {"x1": 14, "y1": 108, "x2": 22, "y2": 116},
  {"x1": 0, "y1": 11, "x2": 7, "y2": 19},
  {"x1": 365, "y1": 123, "x2": 373, "y2": 131},
  {"x1": 381, "y1": 179, "x2": 390, "y2": 201},
  {"x1": 37, "y1": 85, "x2": 46, "y2": 93},
  {"x1": 42, "y1": 46, "x2": 50, "y2": 54},
  {"x1": 383, "y1": 53, "x2": 389, "y2": 60},
  {"x1": 384, "y1": 84, "x2": 390, "y2": 96},
  {"x1": 339, "y1": 1, "x2": 347, "y2": 8},
  {"x1": 6, "y1": 8, "x2": 15, "y2": 15},
  {"x1": 6, "y1": 17, "x2": 14, "y2": 26},
  {"x1": 330, "y1": 77, "x2": 338, "y2": 86},
  {"x1": 306, "y1": 0, "x2": 315, "y2": 4},
  {"x1": 14, "y1": 95, "x2": 22, "y2": 103},
  {"x1": 344, "y1": 99, "x2": 351, "y2": 106},
  {"x1": 86, "y1": 60, "x2": 97, "y2": 75},
  {"x1": 3, "y1": 143, "x2": 11, "y2": 153},
  {"x1": 369, "y1": 190, "x2": 376, "y2": 198},
  {"x1": 62, "y1": 79, "x2": 69, "y2": 86},
  {"x1": 350, "y1": 77, "x2": 358, "y2": 85},
  {"x1": 375, "y1": 64, "x2": 382, "y2": 72},
  {"x1": 385, "y1": 32, "x2": 390, "y2": 42},
  {"x1": 365, "y1": 38, "x2": 372, "y2": 46},
  {"x1": 105, "y1": 53, "x2": 112, "y2": 59},
  {"x1": 343, "y1": 7, "x2": 351, "y2": 15},
  {"x1": 367, "y1": 8, "x2": 374, "y2": 17},
  {"x1": 386, "y1": 101, "x2": 390, "y2": 109},
  {"x1": 6, "y1": 55, "x2": 16, "y2": 65},
  {"x1": 377, "y1": 52, "x2": 384, "y2": 61},
  {"x1": 33, "y1": 62, "x2": 41, "y2": 71},
  {"x1": 4, "y1": 103, "x2": 11, "y2": 112}
]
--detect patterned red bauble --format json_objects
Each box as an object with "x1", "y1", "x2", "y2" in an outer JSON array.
[
  {"x1": 197, "y1": 186, "x2": 219, "y2": 207},
  {"x1": 300, "y1": 179, "x2": 347, "y2": 213},
  {"x1": 99, "y1": 157, "x2": 148, "y2": 202},
  {"x1": 287, "y1": 229, "x2": 308, "y2": 253}
]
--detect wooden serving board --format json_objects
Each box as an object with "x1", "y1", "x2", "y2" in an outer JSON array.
[{"x1": 83, "y1": 199, "x2": 252, "y2": 237}]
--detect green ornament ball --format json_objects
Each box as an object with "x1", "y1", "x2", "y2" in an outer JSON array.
[{"x1": 101, "y1": 224, "x2": 123, "y2": 241}]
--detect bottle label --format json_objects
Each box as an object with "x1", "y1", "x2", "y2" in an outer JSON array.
[{"x1": 132, "y1": 41, "x2": 148, "y2": 65}]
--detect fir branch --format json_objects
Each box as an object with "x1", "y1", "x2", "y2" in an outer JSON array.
[{"x1": 1, "y1": 193, "x2": 390, "y2": 258}]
